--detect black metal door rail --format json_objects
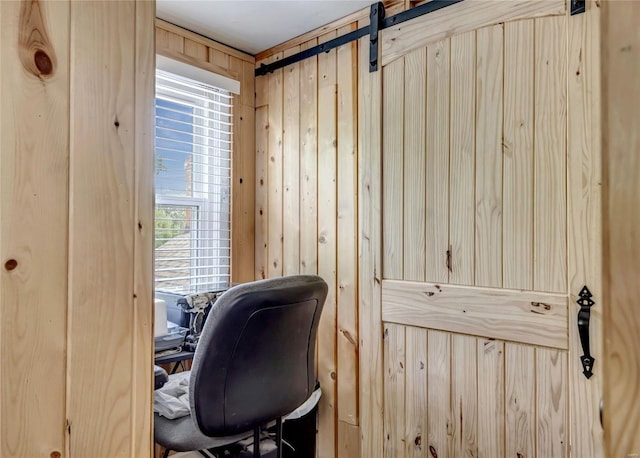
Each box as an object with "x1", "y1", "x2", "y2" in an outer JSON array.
[{"x1": 255, "y1": 0, "x2": 465, "y2": 76}]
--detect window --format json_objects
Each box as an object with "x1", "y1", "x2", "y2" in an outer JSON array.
[{"x1": 154, "y1": 67, "x2": 233, "y2": 294}]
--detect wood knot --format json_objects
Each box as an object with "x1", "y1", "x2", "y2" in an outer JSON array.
[
  {"x1": 4, "y1": 259, "x2": 18, "y2": 271},
  {"x1": 34, "y1": 49, "x2": 53, "y2": 75},
  {"x1": 50, "y1": 452, "x2": 61, "y2": 458},
  {"x1": 19, "y1": 0, "x2": 57, "y2": 79}
]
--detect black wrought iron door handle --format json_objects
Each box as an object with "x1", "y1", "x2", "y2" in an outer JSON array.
[{"x1": 577, "y1": 286, "x2": 595, "y2": 379}]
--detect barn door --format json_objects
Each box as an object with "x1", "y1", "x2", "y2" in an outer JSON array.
[{"x1": 373, "y1": 1, "x2": 603, "y2": 457}]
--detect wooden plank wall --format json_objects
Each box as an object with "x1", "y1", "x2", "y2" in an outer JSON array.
[
  {"x1": 601, "y1": 0, "x2": 640, "y2": 455},
  {"x1": 1, "y1": 0, "x2": 155, "y2": 456},
  {"x1": 156, "y1": 19, "x2": 256, "y2": 284},
  {"x1": 257, "y1": 1, "x2": 602, "y2": 457},
  {"x1": 256, "y1": 34, "x2": 358, "y2": 458}
]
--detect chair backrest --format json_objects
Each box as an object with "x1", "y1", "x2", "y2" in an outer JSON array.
[{"x1": 189, "y1": 275, "x2": 327, "y2": 437}]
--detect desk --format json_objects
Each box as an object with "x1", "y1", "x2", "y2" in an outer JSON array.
[{"x1": 154, "y1": 350, "x2": 195, "y2": 374}]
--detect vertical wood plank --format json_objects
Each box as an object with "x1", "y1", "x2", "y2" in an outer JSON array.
[
  {"x1": 568, "y1": 1, "x2": 604, "y2": 456},
  {"x1": 505, "y1": 343, "x2": 535, "y2": 458},
  {"x1": 183, "y1": 38, "x2": 207, "y2": 62},
  {"x1": 404, "y1": 327, "x2": 428, "y2": 458},
  {"x1": 427, "y1": 330, "x2": 452, "y2": 458},
  {"x1": 337, "y1": 24, "x2": 358, "y2": 427},
  {"x1": 68, "y1": 1, "x2": 136, "y2": 454},
  {"x1": 449, "y1": 31, "x2": 476, "y2": 286},
  {"x1": 384, "y1": 323, "x2": 406, "y2": 458},
  {"x1": 255, "y1": 104, "x2": 269, "y2": 280},
  {"x1": 534, "y1": 16, "x2": 567, "y2": 293},
  {"x1": 133, "y1": 1, "x2": 155, "y2": 455},
  {"x1": 425, "y1": 39, "x2": 450, "y2": 284},
  {"x1": 283, "y1": 46, "x2": 301, "y2": 276},
  {"x1": 382, "y1": 57, "x2": 404, "y2": 280},
  {"x1": 0, "y1": 1, "x2": 69, "y2": 455},
  {"x1": 241, "y1": 60, "x2": 255, "y2": 108},
  {"x1": 299, "y1": 38, "x2": 318, "y2": 275},
  {"x1": 317, "y1": 30, "x2": 338, "y2": 458},
  {"x1": 267, "y1": 53, "x2": 284, "y2": 278},
  {"x1": 536, "y1": 348, "x2": 568, "y2": 457},
  {"x1": 231, "y1": 102, "x2": 256, "y2": 284},
  {"x1": 477, "y1": 339, "x2": 505, "y2": 458},
  {"x1": 601, "y1": 1, "x2": 640, "y2": 455},
  {"x1": 475, "y1": 24, "x2": 503, "y2": 288},
  {"x1": 403, "y1": 49, "x2": 426, "y2": 282},
  {"x1": 338, "y1": 421, "x2": 361, "y2": 458},
  {"x1": 451, "y1": 334, "x2": 478, "y2": 458},
  {"x1": 503, "y1": 20, "x2": 534, "y2": 291},
  {"x1": 358, "y1": 31, "x2": 384, "y2": 458}
]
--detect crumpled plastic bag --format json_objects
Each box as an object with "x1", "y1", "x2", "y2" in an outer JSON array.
[{"x1": 154, "y1": 371, "x2": 191, "y2": 419}]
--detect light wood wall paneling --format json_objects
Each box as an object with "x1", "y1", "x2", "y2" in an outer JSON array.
[
  {"x1": 255, "y1": 53, "x2": 275, "y2": 281},
  {"x1": 425, "y1": 39, "x2": 450, "y2": 284},
  {"x1": 403, "y1": 48, "x2": 426, "y2": 283},
  {"x1": 503, "y1": 20, "x2": 534, "y2": 291},
  {"x1": 381, "y1": 0, "x2": 565, "y2": 67},
  {"x1": 475, "y1": 24, "x2": 503, "y2": 289},
  {"x1": 299, "y1": 38, "x2": 318, "y2": 275},
  {"x1": 1, "y1": 1, "x2": 69, "y2": 455},
  {"x1": 477, "y1": 339, "x2": 505, "y2": 458},
  {"x1": 382, "y1": 280, "x2": 569, "y2": 349},
  {"x1": 536, "y1": 348, "x2": 568, "y2": 457},
  {"x1": 317, "y1": 30, "x2": 338, "y2": 458},
  {"x1": 232, "y1": 101, "x2": 256, "y2": 284},
  {"x1": 383, "y1": 323, "x2": 406, "y2": 458},
  {"x1": 228, "y1": 55, "x2": 256, "y2": 284},
  {"x1": 357, "y1": 31, "x2": 384, "y2": 458},
  {"x1": 427, "y1": 330, "x2": 452, "y2": 458},
  {"x1": 449, "y1": 31, "x2": 476, "y2": 287},
  {"x1": 255, "y1": 104, "x2": 269, "y2": 280},
  {"x1": 210, "y1": 49, "x2": 229, "y2": 70},
  {"x1": 601, "y1": 0, "x2": 640, "y2": 455},
  {"x1": 451, "y1": 334, "x2": 478, "y2": 458},
  {"x1": 157, "y1": 26, "x2": 183, "y2": 53},
  {"x1": 68, "y1": 1, "x2": 137, "y2": 454},
  {"x1": 338, "y1": 421, "x2": 361, "y2": 458},
  {"x1": 567, "y1": 1, "x2": 604, "y2": 456},
  {"x1": 283, "y1": 46, "x2": 301, "y2": 276},
  {"x1": 382, "y1": 57, "x2": 404, "y2": 280},
  {"x1": 505, "y1": 344, "x2": 536, "y2": 458},
  {"x1": 404, "y1": 326, "x2": 428, "y2": 458},
  {"x1": 534, "y1": 16, "x2": 567, "y2": 294},
  {"x1": 267, "y1": 52, "x2": 284, "y2": 278},
  {"x1": 336, "y1": 24, "x2": 359, "y2": 429},
  {"x1": 133, "y1": 1, "x2": 155, "y2": 455},
  {"x1": 184, "y1": 38, "x2": 207, "y2": 62},
  {"x1": 156, "y1": 19, "x2": 254, "y2": 64}
]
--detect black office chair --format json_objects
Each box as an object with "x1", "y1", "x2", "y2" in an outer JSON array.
[{"x1": 154, "y1": 275, "x2": 327, "y2": 457}]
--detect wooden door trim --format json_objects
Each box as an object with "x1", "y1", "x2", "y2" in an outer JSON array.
[{"x1": 381, "y1": 0, "x2": 566, "y2": 67}]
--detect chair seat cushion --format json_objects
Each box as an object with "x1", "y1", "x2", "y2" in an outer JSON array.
[{"x1": 154, "y1": 413, "x2": 252, "y2": 452}]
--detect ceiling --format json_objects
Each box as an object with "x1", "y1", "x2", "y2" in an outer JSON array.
[{"x1": 156, "y1": 0, "x2": 373, "y2": 56}]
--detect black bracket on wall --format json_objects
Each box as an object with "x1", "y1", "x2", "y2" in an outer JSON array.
[
  {"x1": 577, "y1": 286, "x2": 595, "y2": 379},
  {"x1": 369, "y1": 2, "x2": 385, "y2": 72},
  {"x1": 571, "y1": 0, "x2": 586, "y2": 15},
  {"x1": 255, "y1": 0, "x2": 465, "y2": 77}
]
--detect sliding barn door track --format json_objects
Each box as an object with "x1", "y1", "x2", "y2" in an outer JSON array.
[{"x1": 255, "y1": 0, "x2": 465, "y2": 76}]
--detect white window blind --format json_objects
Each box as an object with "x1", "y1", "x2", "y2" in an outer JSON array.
[{"x1": 154, "y1": 69, "x2": 232, "y2": 294}]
